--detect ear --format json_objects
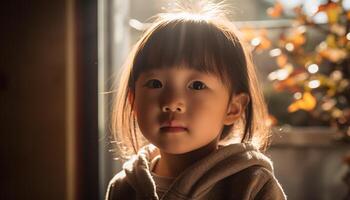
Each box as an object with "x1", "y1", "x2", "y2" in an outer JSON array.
[{"x1": 223, "y1": 93, "x2": 250, "y2": 125}]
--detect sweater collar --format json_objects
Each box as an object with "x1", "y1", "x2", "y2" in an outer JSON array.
[{"x1": 123, "y1": 143, "x2": 273, "y2": 199}]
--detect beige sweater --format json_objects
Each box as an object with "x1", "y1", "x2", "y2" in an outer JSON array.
[{"x1": 105, "y1": 143, "x2": 287, "y2": 200}]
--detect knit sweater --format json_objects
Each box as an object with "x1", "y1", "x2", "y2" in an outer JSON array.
[{"x1": 105, "y1": 143, "x2": 287, "y2": 200}]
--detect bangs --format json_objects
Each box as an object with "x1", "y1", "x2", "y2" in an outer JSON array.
[{"x1": 131, "y1": 19, "x2": 247, "y2": 92}]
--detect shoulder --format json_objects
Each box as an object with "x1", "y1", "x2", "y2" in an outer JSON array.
[
  {"x1": 224, "y1": 166, "x2": 287, "y2": 200},
  {"x1": 105, "y1": 171, "x2": 135, "y2": 200},
  {"x1": 247, "y1": 166, "x2": 287, "y2": 200},
  {"x1": 253, "y1": 167, "x2": 287, "y2": 200}
]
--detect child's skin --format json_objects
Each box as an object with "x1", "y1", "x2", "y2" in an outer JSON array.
[{"x1": 130, "y1": 66, "x2": 249, "y2": 178}]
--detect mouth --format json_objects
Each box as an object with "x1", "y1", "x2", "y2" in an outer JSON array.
[
  {"x1": 160, "y1": 120, "x2": 187, "y2": 133},
  {"x1": 160, "y1": 126, "x2": 188, "y2": 133}
]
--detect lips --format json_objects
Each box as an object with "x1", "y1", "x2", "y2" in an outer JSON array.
[
  {"x1": 160, "y1": 120, "x2": 187, "y2": 133},
  {"x1": 160, "y1": 126, "x2": 188, "y2": 133}
]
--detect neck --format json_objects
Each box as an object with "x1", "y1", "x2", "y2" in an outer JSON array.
[{"x1": 153, "y1": 139, "x2": 219, "y2": 178}]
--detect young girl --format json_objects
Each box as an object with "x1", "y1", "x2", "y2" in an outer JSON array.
[{"x1": 106, "y1": 1, "x2": 286, "y2": 200}]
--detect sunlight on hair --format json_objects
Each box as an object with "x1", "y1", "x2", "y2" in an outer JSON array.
[{"x1": 161, "y1": 0, "x2": 231, "y2": 21}]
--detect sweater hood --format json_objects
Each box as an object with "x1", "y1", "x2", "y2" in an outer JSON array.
[{"x1": 122, "y1": 143, "x2": 274, "y2": 200}]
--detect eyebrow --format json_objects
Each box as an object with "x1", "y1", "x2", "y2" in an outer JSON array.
[{"x1": 142, "y1": 71, "x2": 157, "y2": 78}]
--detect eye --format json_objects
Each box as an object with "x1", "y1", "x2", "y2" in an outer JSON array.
[
  {"x1": 144, "y1": 79, "x2": 163, "y2": 89},
  {"x1": 189, "y1": 81, "x2": 207, "y2": 90}
]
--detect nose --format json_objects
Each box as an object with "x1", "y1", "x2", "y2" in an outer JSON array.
[
  {"x1": 162, "y1": 104, "x2": 184, "y2": 113},
  {"x1": 161, "y1": 90, "x2": 186, "y2": 113}
]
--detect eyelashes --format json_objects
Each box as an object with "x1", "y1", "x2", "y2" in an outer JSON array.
[{"x1": 143, "y1": 79, "x2": 207, "y2": 90}]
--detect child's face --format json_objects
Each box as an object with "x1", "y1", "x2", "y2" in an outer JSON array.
[{"x1": 133, "y1": 67, "x2": 239, "y2": 154}]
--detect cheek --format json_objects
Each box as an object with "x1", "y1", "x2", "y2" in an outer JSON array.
[
  {"x1": 189, "y1": 96, "x2": 227, "y2": 127},
  {"x1": 193, "y1": 93, "x2": 227, "y2": 114},
  {"x1": 134, "y1": 88, "x2": 149, "y2": 109},
  {"x1": 134, "y1": 91, "x2": 159, "y2": 128}
]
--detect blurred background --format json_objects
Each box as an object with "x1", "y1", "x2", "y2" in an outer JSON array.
[{"x1": 2, "y1": 0, "x2": 350, "y2": 200}]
